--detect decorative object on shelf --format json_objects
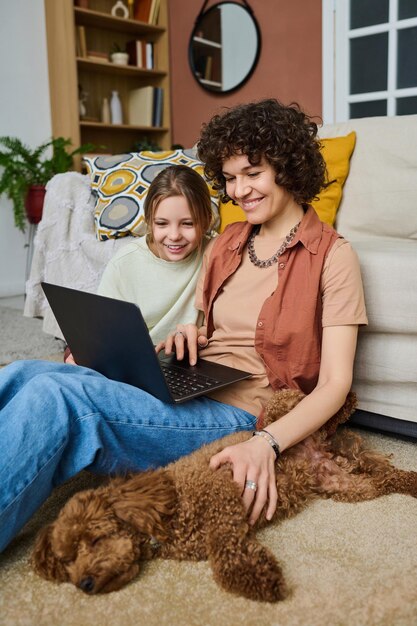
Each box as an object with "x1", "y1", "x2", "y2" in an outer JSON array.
[
  {"x1": 79, "y1": 99, "x2": 87, "y2": 118},
  {"x1": 0, "y1": 136, "x2": 94, "y2": 231},
  {"x1": 110, "y1": 51, "x2": 129, "y2": 65},
  {"x1": 110, "y1": 90, "x2": 123, "y2": 124},
  {"x1": 110, "y1": 43, "x2": 129, "y2": 65},
  {"x1": 189, "y1": 0, "x2": 261, "y2": 94},
  {"x1": 111, "y1": 0, "x2": 129, "y2": 19},
  {"x1": 127, "y1": 0, "x2": 134, "y2": 19},
  {"x1": 110, "y1": 42, "x2": 129, "y2": 65},
  {"x1": 78, "y1": 84, "x2": 89, "y2": 119},
  {"x1": 101, "y1": 97, "x2": 111, "y2": 124}
]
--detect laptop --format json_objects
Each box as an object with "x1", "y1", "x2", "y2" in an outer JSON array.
[{"x1": 41, "y1": 282, "x2": 252, "y2": 404}]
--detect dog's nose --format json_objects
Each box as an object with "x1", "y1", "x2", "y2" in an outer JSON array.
[{"x1": 79, "y1": 576, "x2": 95, "y2": 593}]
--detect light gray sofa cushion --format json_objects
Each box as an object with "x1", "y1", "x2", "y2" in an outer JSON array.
[
  {"x1": 320, "y1": 114, "x2": 417, "y2": 242},
  {"x1": 320, "y1": 115, "x2": 417, "y2": 428}
]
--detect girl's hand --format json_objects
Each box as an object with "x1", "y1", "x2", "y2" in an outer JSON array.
[
  {"x1": 209, "y1": 436, "x2": 277, "y2": 525},
  {"x1": 155, "y1": 324, "x2": 208, "y2": 365}
]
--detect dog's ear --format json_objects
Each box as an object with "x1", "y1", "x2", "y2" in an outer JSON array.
[
  {"x1": 320, "y1": 391, "x2": 358, "y2": 438},
  {"x1": 31, "y1": 523, "x2": 69, "y2": 582},
  {"x1": 109, "y1": 470, "x2": 177, "y2": 542},
  {"x1": 260, "y1": 389, "x2": 305, "y2": 429}
]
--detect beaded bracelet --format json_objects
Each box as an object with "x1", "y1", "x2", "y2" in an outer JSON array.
[{"x1": 252, "y1": 429, "x2": 281, "y2": 460}]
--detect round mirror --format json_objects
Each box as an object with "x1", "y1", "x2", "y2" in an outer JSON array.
[{"x1": 189, "y1": 2, "x2": 261, "y2": 94}]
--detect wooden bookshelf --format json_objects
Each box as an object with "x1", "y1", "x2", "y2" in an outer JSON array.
[
  {"x1": 74, "y1": 7, "x2": 164, "y2": 35},
  {"x1": 44, "y1": 0, "x2": 171, "y2": 163},
  {"x1": 76, "y1": 57, "x2": 166, "y2": 78}
]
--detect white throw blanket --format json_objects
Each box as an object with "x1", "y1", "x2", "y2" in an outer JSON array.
[{"x1": 24, "y1": 172, "x2": 129, "y2": 338}]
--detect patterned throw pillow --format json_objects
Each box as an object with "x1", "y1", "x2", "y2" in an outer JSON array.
[{"x1": 83, "y1": 149, "x2": 220, "y2": 241}]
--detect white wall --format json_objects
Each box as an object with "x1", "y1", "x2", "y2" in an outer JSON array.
[{"x1": 0, "y1": 0, "x2": 51, "y2": 296}]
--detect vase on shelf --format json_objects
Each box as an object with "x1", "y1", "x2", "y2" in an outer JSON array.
[
  {"x1": 110, "y1": 52, "x2": 129, "y2": 65},
  {"x1": 111, "y1": 0, "x2": 129, "y2": 19},
  {"x1": 110, "y1": 90, "x2": 123, "y2": 124}
]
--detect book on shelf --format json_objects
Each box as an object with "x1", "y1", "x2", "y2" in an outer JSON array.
[
  {"x1": 75, "y1": 29, "x2": 81, "y2": 57},
  {"x1": 145, "y1": 42, "x2": 154, "y2": 69},
  {"x1": 128, "y1": 86, "x2": 154, "y2": 126},
  {"x1": 134, "y1": 0, "x2": 153, "y2": 23},
  {"x1": 126, "y1": 39, "x2": 144, "y2": 68},
  {"x1": 152, "y1": 87, "x2": 163, "y2": 127},
  {"x1": 76, "y1": 25, "x2": 87, "y2": 58},
  {"x1": 128, "y1": 86, "x2": 164, "y2": 127},
  {"x1": 134, "y1": 0, "x2": 160, "y2": 24},
  {"x1": 204, "y1": 56, "x2": 213, "y2": 81},
  {"x1": 149, "y1": 0, "x2": 161, "y2": 24},
  {"x1": 87, "y1": 50, "x2": 109, "y2": 63}
]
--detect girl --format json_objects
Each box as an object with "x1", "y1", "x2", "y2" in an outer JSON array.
[
  {"x1": 65, "y1": 164, "x2": 213, "y2": 363},
  {"x1": 0, "y1": 100, "x2": 366, "y2": 551},
  {"x1": 98, "y1": 164, "x2": 213, "y2": 343}
]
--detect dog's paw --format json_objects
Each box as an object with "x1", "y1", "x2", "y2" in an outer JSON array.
[
  {"x1": 394, "y1": 469, "x2": 417, "y2": 497},
  {"x1": 238, "y1": 557, "x2": 288, "y2": 603}
]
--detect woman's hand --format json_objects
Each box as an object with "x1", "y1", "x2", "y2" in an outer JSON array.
[
  {"x1": 155, "y1": 324, "x2": 208, "y2": 365},
  {"x1": 64, "y1": 351, "x2": 77, "y2": 365},
  {"x1": 209, "y1": 436, "x2": 277, "y2": 525}
]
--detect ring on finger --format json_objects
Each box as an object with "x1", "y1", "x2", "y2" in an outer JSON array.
[
  {"x1": 175, "y1": 331, "x2": 186, "y2": 339},
  {"x1": 245, "y1": 480, "x2": 257, "y2": 492}
]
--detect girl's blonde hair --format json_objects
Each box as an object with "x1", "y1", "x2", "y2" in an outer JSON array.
[{"x1": 144, "y1": 164, "x2": 213, "y2": 254}]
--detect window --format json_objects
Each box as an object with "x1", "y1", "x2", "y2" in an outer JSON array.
[{"x1": 322, "y1": 0, "x2": 417, "y2": 122}]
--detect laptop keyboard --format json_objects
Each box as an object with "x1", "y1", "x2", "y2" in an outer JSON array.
[{"x1": 160, "y1": 364, "x2": 221, "y2": 399}]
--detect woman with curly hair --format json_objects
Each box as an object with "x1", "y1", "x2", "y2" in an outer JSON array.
[
  {"x1": 162, "y1": 98, "x2": 367, "y2": 523},
  {"x1": 0, "y1": 99, "x2": 366, "y2": 551}
]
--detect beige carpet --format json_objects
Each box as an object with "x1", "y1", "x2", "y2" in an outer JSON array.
[
  {"x1": 0, "y1": 307, "x2": 64, "y2": 365},
  {"x1": 1, "y1": 430, "x2": 416, "y2": 626},
  {"x1": 0, "y1": 352, "x2": 416, "y2": 625}
]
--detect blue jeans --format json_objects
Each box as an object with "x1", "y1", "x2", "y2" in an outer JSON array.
[{"x1": 0, "y1": 360, "x2": 256, "y2": 552}]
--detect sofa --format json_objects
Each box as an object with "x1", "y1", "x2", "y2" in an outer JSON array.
[{"x1": 24, "y1": 114, "x2": 417, "y2": 438}]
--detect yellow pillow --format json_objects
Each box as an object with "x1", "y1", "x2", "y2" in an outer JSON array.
[
  {"x1": 218, "y1": 132, "x2": 356, "y2": 232},
  {"x1": 312, "y1": 131, "x2": 356, "y2": 225}
]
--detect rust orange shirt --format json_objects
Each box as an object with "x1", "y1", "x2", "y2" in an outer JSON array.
[{"x1": 196, "y1": 206, "x2": 367, "y2": 416}]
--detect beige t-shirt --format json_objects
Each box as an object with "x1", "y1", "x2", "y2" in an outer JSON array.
[{"x1": 195, "y1": 236, "x2": 368, "y2": 417}]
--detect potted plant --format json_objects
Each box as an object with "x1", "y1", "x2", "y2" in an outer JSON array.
[
  {"x1": 110, "y1": 42, "x2": 129, "y2": 65},
  {"x1": 0, "y1": 136, "x2": 94, "y2": 231}
]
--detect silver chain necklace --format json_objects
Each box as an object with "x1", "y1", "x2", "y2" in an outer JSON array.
[{"x1": 247, "y1": 221, "x2": 301, "y2": 268}]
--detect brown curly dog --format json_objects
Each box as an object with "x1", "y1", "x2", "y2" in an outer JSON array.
[{"x1": 32, "y1": 390, "x2": 417, "y2": 602}]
